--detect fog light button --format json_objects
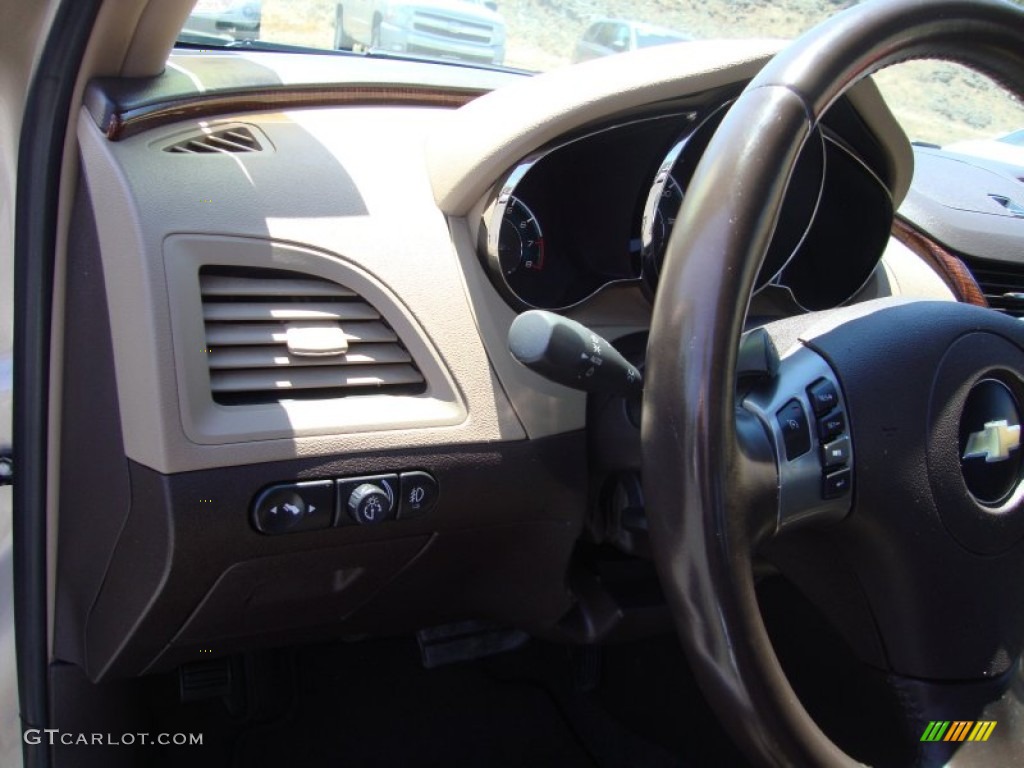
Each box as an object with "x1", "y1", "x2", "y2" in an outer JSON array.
[{"x1": 399, "y1": 471, "x2": 439, "y2": 519}]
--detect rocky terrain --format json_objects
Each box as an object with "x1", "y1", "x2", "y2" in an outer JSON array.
[{"x1": 259, "y1": 0, "x2": 1024, "y2": 144}]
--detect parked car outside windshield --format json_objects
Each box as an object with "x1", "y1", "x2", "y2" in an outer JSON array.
[
  {"x1": 572, "y1": 19, "x2": 690, "y2": 63},
  {"x1": 184, "y1": 0, "x2": 263, "y2": 42}
]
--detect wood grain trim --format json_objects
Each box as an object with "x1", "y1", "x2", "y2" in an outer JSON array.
[
  {"x1": 891, "y1": 216, "x2": 987, "y2": 307},
  {"x1": 104, "y1": 85, "x2": 486, "y2": 140}
]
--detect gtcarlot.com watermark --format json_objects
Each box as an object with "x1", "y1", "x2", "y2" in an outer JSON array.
[{"x1": 24, "y1": 729, "x2": 203, "y2": 747}]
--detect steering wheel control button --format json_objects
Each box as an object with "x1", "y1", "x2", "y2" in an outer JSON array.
[
  {"x1": 818, "y1": 410, "x2": 846, "y2": 442},
  {"x1": 822, "y1": 468, "x2": 852, "y2": 500},
  {"x1": 777, "y1": 399, "x2": 811, "y2": 460},
  {"x1": 821, "y1": 436, "x2": 851, "y2": 468},
  {"x1": 251, "y1": 481, "x2": 334, "y2": 535},
  {"x1": 959, "y1": 379, "x2": 1023, "y2": 506},
  {"x1": 807, "y1": 378, "x2": 839, "y2": 416},
  {"x1": 398, "y1": 472, "x2": 439, "y2": 519},
  {"x1": 741, "y1": 347, "x2": 854, "y2": 531}
]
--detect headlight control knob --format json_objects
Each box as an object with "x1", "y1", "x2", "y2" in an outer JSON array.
[{"x1": 347, "y1": 483, "x2": 393, "y2": 525}]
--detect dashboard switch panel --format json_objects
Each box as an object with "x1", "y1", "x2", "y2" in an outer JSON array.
[
  {"x1": 399, "y1": 471, "x2": 439, "y2": 519},
  {"x1": 252, "y1": 481, "x2": 334, "y2": 535},
  {"x1": 252, "y1": 471, "x2": 436, "y2": 532}
]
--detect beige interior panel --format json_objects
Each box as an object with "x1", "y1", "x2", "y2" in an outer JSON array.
[
  {"x1": 875, "y1": 237, "x2": 956, "y2": 303},
  {"x1": 122, "y1": 1, "x2": 196, "y2": 77},
  {"x1": 78, "y1": 105, "x2": 528, "y2": 474},
  {"x1": 446, "y1": 216, "x2": 587, "y2": 439}
]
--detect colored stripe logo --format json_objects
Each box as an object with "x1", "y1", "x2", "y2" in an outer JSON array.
[{"x1": 920, "y1": 721, "x2": 996, "y2": 742}]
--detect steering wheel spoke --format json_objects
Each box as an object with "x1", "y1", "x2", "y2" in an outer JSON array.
[{"x1": 742, "y1": 341, "x2": 854, "y2": 536}]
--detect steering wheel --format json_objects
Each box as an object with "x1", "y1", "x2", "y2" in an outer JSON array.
[{"x1": 642, "y1": 0, "x2": 1024, "y2": 765}]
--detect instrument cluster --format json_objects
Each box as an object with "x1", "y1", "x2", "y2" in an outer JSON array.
[{"x1": 479, "y1": 95, "x2": 894, "y2": 314}]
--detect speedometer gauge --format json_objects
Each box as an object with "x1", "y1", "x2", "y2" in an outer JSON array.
[
  {"x1": 641, "y1": 103, "x2": 825, "y2": 298},
  {"x1": 640, "y1": 144, "x2": 687, "y2": 287}
]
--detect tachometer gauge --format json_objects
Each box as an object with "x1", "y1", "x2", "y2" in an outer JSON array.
[
  {"x1": 485, "y1": 162, "x2": 577, "y2": 310},
  {"x1": 498, "y1": 196, "x2": 545, "y2": 277}
]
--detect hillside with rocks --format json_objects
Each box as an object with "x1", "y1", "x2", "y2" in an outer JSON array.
[{"x1": 498, "y1": 0, "x2": 1024, "y2": 144}]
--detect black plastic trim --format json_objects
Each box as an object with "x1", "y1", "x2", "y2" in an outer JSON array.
[
  {"x1": 51, "y1": 431, "x2": 587, "y2": 682},
  {"x1": 13, "y1": 1, "x2": 103, "y2": 766},
  {"x1": 52, "y1": 180, "x2": 132, "y2": 670}
]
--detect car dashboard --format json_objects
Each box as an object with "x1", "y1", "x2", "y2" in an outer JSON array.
[{"x1": 55, "y1": 40, "x2": 957, "y2": 683}]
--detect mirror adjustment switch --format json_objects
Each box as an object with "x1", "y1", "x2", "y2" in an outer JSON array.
[
  {"x1": 807, "y1": 378, "x2": 839, "y2": 416},
  {"x1": 398, "y1": 472, "x2": 439, "y2": 519},
  {"x1": 252, "y1": 481, "x2": 334, "y2": 535},
  {"x1": 777, "y1": 399, "x2": 811, "y2": 460}
]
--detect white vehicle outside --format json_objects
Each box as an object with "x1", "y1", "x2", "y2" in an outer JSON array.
[
  {"x1": 945, "y1": 129, "x2": 1024, "y2": 173},
  {"x1": 183, "y1": 0, "x2": 262, "y2": 41},
  {"x1": 334, "y1": 0, "x2": 506, "y2": 65}
]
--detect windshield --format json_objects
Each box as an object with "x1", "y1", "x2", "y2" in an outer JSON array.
[{"x1": 178, "y1": 0, "x2": 1024, "y2": 146}]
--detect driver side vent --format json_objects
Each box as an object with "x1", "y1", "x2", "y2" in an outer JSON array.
[
  {"x1": 200, "y1": 267, "x2": 425, "y2": 405},
  {"x1": 961, "y1": 256, "x2": 1024, "y2": 318}
]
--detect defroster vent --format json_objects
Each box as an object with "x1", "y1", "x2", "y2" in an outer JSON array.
[
  {"x1": 165, "y1": 126, "x2": 262, "y2": 154},
  {"x1": 201, "y1": 267, "x2": 425, "y2": 404}
]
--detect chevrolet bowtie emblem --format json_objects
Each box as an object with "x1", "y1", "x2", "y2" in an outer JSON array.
[{"x1": 962, "y1": 420, "x2": 1022, "y2": 463}]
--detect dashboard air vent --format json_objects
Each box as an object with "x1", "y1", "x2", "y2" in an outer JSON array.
[
  {"x1": 961, "y1": 256, "x2": 1024, "y2": 318},
  {"x1": 165, "y1": 126, "x2": 261, "y2": 154},
  {"x1": 200, "y1": 267, "x2": 425, "y2": 404}
]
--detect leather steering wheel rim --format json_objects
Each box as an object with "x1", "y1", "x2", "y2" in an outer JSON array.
[{"x1": 641, "y1": 1, "x2": 1024, "y2": 765}]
